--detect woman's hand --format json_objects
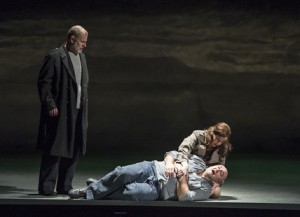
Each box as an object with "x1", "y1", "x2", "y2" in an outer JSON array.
[{"x1": 165, "y1": 163, "x2": 175, "y2": 178}]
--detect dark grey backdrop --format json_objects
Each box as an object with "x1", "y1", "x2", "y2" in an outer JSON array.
[{"x1": 1, "y1": 0, "x2": 300, "y2": 155}]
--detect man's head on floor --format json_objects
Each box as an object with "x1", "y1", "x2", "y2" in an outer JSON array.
[{"x1": 203, "y1": 165, "x2": 228, "y2": 184}]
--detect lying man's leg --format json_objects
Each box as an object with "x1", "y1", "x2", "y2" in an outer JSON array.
[
  {"x1": 69, "y1": 161, "x2": 157, "y2": 200},
  {"x1": 105, "y1": 179, "x2": 160, "y2": 201}
]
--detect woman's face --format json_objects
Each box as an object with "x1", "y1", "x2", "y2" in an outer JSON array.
[{"x1": 211, "y1": 133, "x2": 228, "y2": 148}]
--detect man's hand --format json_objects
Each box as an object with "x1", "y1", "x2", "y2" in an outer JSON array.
[
  {"x1": 49, "y1": 108, "x2": 59, "y2": 117},
  {"x1": 174, "y1": 163, "x2": 184, "y2": 181},
  {"x1": 175, "y1": 161, "x2": 188, "y2": 181},
  {"x1": 210, "y1": 182, "x2": 221, "y2": 198}
]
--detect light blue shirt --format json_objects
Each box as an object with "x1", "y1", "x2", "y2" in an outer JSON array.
[{"x1": 155, "y1": 151, "x2": 213, "y2": 201}]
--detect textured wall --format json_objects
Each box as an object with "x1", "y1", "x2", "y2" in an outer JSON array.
[{"x1": 1, "y1": 1, "x2": 300, "y2": 154}]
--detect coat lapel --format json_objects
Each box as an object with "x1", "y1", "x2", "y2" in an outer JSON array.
[{"x1": 60, "y1": 46, "x2": 76, "y2": 82}]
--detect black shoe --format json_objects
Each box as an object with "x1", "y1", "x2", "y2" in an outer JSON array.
[
  {"x1": 68, "y1": 188, "x2": 87, "y2": 199},
  {"x1": 57, "y1": 190, "x2": 70, "y2": 195},
  {"x1": 86, "y1": 178, "x2": 97, "y2": 186},
  {"x1": 39, "y1": 191, "x2": 56, "y2": 196}
]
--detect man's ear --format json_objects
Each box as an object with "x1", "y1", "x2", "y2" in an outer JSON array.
[{"x1": 70, "y1": 36, "x2": 76, "y2": 43}]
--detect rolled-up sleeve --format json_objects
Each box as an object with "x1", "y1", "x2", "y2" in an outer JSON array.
[
  {"x1": 179, "y1": 173, "x2": 212, "y2": 202},
  {"x1": 164, "y1": 150, "x2": 178, "y2": 160},
  {"x1": 179, "y1": 189, "x2": 211, "y2": 201}
]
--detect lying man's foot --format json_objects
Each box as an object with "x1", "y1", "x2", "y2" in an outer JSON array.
[
  {"x1": 86, "y1": 178, "x2": 97, "y2": 186},
  {"x1": 68, "y1": 188, "x2": 87, "y2": 199}
]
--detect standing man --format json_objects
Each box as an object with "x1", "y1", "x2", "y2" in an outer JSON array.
[{"x1": 37, "y1": 25, "x2": 89, "y2": 196}]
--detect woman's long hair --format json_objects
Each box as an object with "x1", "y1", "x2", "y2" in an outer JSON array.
[{"x1": 204, "y1": 122, "x2": 232, "y2": 157}]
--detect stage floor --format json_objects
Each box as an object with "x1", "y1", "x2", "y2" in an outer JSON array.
[{"x1": 0, "y1": 152, "x2": 299, "y2": 216}]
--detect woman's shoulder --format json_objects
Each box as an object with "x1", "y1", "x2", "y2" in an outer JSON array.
[{"x1": 192, "y1": 130, "x2": 205, "y2": 136}]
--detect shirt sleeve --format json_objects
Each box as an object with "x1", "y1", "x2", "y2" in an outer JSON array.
[
  {"x1": 164, "y1": 150, "x2": 179, "y2": 160},
  {"x1": 179, "y1": 188, "x2": 211, "y2": 201}
]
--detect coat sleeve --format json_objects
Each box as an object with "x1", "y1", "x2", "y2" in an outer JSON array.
[
  {"x1": 37, "y1": 52, "x2": 57, "y2": 111},
  {"x1": 177, "y1": 131, "x2": 200, "y2": 162}
]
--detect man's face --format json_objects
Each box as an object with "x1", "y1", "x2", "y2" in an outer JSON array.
[
  {"x1": 205, "y1": 165, "x2": 228, "y2": 184},
  {"x1": 70, "y1": 34, "x2": 88, "y2": 54}
]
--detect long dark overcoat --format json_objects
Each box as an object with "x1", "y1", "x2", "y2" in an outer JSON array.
[{"x1": 37, "y1": 45, "x2": 89, "y2": 158}]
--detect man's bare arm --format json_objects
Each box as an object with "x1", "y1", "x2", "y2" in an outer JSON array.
[{"x1": 176, "y1": 174, "x2": 189, "y2": 200}]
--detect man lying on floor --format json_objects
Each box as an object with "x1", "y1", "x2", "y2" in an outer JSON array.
[{"x1": 69, "y1": 151, "x2": 228, "y2": 201}]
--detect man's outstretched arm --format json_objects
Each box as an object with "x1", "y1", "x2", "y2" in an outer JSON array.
[{"x1": 176, "y1": 174, "x2": 189, "y2": 200}]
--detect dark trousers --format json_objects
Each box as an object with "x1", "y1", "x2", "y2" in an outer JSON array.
[
  {"x1": 38, "y1": 152, "x2": 79, "y2": 194},
  {"x1": 38, "y1": 109, "x2": 82, "y2": 195}
]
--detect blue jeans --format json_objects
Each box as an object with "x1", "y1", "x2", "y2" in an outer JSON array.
[{"x1": 86, "y1": 161, "x2": 160, "y2": 201}]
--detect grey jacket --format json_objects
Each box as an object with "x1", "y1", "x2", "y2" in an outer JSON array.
[{"x1": 177, "y1": 130, "x2": 226, "y2": 166}]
